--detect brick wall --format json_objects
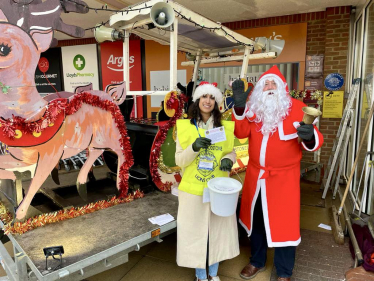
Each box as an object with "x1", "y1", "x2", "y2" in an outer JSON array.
[
  {"x1": 319, "y1": 7, "x2": 351, "y2": 172},
  {"x1": 224, "y1": 6, "x2": 352, "y2": 175}
]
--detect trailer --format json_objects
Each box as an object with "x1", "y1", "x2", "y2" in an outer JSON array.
[
  {"x1": 0, "y1": 192, "x2": 177, "y2": 281},
  {"x1": 0, "y1": 1, "x2": 284, "y2": 279}
]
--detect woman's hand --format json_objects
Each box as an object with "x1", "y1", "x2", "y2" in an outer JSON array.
[
  {"x1": 220, "y1": 158, "x2": 233, "y2": 171},
  {"x1": 192, "y1": 137, "x2": 212, "y2": 152}
]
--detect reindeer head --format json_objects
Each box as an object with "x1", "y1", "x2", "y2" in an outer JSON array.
[{"x1": 0, "y1": 10, "x2": 53, "y2": 79}]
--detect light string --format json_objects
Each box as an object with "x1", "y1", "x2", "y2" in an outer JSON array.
[{"x1": 62, "y1": 0, "x2": 254, "y2": 47}]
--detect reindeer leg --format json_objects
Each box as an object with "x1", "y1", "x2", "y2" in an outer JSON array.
[
  {"x1": 116, "y1": 151, "x2": 125, "y2": 192},
  {"x1": 15, "y1": 150, "x2": 63, "y2": 221},
  {"x1": 76, "y1": 149, "x2": 104, "y2": 201},
  {"x1": 55, "y1": 18, "x2": 85, "y2": 38}
]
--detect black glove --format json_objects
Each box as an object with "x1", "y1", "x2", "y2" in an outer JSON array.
[
  {"x1": 232, "y1": 79, "x2": 251, "y2": 108},
  {"x1": 220, "y1": 158, "x2": 233, "y2": 171},
  {"x1": 192, "y1": 137, "x2": 211, "y2": 152},
  {"x1": 297, "y1": 122, "x2": 315, "y2": 141}
]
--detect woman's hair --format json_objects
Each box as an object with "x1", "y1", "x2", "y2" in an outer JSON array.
[{"x1": 188, "y1": 98, "x2": 222, "y2": 128}]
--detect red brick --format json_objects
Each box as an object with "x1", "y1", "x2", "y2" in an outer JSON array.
[
  {"x1": 325, "y1": 51, "x2": 340, "y2": 56},
  {"x1": 326, "y1": 24, "x2": 343, "y2": 29},
  {"x1": 328, "y1": 14, "x2": 343, "y2": 20},
  {"x1": 334, "y1": 28, "x2": 350, "y2": 33},
  {"x1": 335, "y1": 19, "x2": 350, "y2": 24},
  {"x1": 312, "y1": 28, "x2": 326, "y2": 34},
  {"x1": 333, "y1": 37, "x2": 349, "y2": 43},
  {"x1": 328, "y1": 33, "x2": 343, "y2": 38}
]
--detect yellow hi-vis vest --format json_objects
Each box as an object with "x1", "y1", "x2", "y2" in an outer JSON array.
[{"x1": 176, "y1": 119, "x2": 235, "y2": 196}]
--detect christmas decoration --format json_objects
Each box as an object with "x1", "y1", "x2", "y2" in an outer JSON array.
[
  {"x1": 289, "y1": 89, "x2": 323, "y2": 105},
  {"x1": 149, "y1": 92, "x2": 186, "y2": 192},
  {"x1": 0, "y1": 190, "x2": 144, "y2": 235},
  {"x1": 0, "y1": 11, "x2": 133, "y2": 221},
  {"x1": 0, "y1": 82, "x2": 10, "y2": 94},
  {"x1": 0, "y1": 92, "x2": 133, "y2": 197}
]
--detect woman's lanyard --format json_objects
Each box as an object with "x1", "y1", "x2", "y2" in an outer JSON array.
[{"x1": 193, "y1": 118, "x2": 202, "y2": 137}]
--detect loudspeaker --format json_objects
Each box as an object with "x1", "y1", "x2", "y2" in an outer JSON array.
[
  {"x1": 255, "y1": 37, "x2": 285, "y2": 56},
  {"x1": 268, "y1": 39, "x2": 285, "y2": 55},
  {"x1": 94, "y1": 25, "x2": 123, "y2": 43},
  {"x1": 150, "y1": 2, "x2": 175, "y2": 28}
]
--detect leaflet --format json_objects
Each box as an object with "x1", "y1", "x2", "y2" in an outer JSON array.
[
  {"x1": 148, "y1": 213, "x2": 175, "y2": 226},
  {"x1": 205, "y1": 126, "x2": 226, "y2": 144}
]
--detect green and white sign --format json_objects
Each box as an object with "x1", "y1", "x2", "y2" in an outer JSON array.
[
  {"x1": 61, "y1": 44, "x2": 99, "y2": 91},
  {"x1": 73, "y1": 54, "x2": 86, "y2": 71}
]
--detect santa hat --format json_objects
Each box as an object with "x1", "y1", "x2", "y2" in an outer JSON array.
[
  {"x1": 192, "y1": 82, "x2": 223, "y2": 105},
  {"x1": 258, "y1": 65, "x2": 289, "y2": 93}
]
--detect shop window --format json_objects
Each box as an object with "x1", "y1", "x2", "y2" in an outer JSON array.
[
  {"x1": 351, "y1": 4, "x2": 374, "y2": 215},
  {"x1": 199, "y1": 63, "x2": 299, "y2": 92}
]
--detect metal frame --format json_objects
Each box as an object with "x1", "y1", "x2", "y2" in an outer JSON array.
[
  {"x1": 0, "y1": 219, "x2": 176, "y2": 281},
  {"x1": 348, "y1": 0, "x2": 374, "y2": 214},
  {"x1": 108, "y1": 0, "x2": 282, "y2": 117}
]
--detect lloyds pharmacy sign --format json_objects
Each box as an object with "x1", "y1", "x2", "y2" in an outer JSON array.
[{"x1": 61, "y1": 44, "x2": 99, "y2": 92}]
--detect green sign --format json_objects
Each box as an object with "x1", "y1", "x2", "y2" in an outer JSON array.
[{"x1": 73, "y1": 54, "x2": 86, "y2": 71}]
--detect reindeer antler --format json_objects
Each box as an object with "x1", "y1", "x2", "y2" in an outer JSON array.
[{"x1": 0, "y1": 0, "x2": 89, "y2": 38}]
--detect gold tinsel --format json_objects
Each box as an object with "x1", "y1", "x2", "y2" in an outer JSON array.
[{"x1": 0, "y1": 190, "x2": 144, "y2": 235}]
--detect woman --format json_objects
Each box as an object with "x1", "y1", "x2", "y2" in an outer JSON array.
[{"x1": 175, "y1": 82, "x2": 239, "y2": 281}]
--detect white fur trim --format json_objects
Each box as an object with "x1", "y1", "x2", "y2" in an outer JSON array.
[
  {"x1": 232, "y1": 106, "x2": 246, "y2": 120},
  {"x1": 239, "y1": 218, "x2": 251, "y2": 236},
  {"x1": 193, "y1": 84, "x2": 223, "y2": 105},
  {"x1": 260, "y1": 134, "x2": 269, "y2": 166},
  {"x1": 232, "y1": 104, "x2": 254, "y2": 121},
  {"x1": 301, "y1": 128, "x2": 320, "y2": 151},
  {"x1": 259, "y1": 74, "x2": 288, "y2": 93},
  {"x1": 278, "y1": 121, "x2": 298, "y2": 141}
]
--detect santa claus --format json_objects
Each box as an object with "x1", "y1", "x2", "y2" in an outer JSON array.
[{"x1": 231, "y1": 66, "x2": 323, "y2": 281}]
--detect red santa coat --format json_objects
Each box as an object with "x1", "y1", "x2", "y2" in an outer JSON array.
[{"x1": 232, "y1": 98, "x2": 323, "y2": 247}]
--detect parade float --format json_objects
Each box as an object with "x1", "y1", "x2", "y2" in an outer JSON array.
[{"x1": 0, "y1": 0, "x2": 283, "y2": 279}]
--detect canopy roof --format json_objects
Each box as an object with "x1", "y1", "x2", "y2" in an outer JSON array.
[{"x1": 109, "y1": 0, "x2": 259, "y2": 54}]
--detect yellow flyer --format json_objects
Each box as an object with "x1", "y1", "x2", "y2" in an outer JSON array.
[{"x1": 322, "y1": 91, "x2": 344, "y2": 118}]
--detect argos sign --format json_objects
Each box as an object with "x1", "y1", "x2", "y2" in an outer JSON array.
[{"x1": 100, "y1": 40, "x2": 142, "y2": 91}]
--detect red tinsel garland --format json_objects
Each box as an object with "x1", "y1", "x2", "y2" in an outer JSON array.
[
  {"x1": 0, "y1": 190, "x2": 144, "y2": 235},
  {"x1": 66, "y1": 93, "x2": 134, "y2": 197},
  {"x1": 150, "y1": 93, "x2": 186, "y2": 192},
  {"x1": 0, "y1": 93, "x2": 133, "y2": 197},
  {"x1": 0, "y1": 99, "x2": 67, "y2": 139}
]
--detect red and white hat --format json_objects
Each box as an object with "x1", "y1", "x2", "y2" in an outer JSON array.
[
  {"x1": 192, "y1": 82, "x2": 223, "y2": 105},
  {"x1": 258, "y1": 65, "x2": 289, "y2": 93}
]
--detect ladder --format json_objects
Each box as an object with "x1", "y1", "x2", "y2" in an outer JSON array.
[
  {"x1": 331, "y1": 110, "x2": 354, "y2": 199},
  {"x1": 321, "y1": 78, "x2": 361, "y2": 199}
]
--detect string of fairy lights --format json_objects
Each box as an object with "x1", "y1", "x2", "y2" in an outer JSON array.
[
  {"x1": 0, "y1": 0, "x2": 256, "y2": 94},
  {"x1": 63, "y1": 0, "x2": 254, "y2": 47}
]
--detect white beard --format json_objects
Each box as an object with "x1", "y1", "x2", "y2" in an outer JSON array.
[{"x1": 248, "y1": 78, "x2": 292, "y2": 135}]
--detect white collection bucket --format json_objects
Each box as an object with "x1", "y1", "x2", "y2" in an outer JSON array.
[{"x1": 207, "y1": 177, "x2": 242, "y2": 217}]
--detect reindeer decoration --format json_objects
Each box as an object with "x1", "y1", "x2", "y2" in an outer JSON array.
[
  {"x1": 0, "y1": 3, "x2": 133, "y2": 221},
  {"x1": 0, "y1": 0, "x2": 89, "y2": 38}
]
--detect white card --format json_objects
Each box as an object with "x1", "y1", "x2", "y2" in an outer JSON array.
[
  {"x1": 205, "y1": 126, "x2": 226, "y2": 144},
  {"x1": 198, "y1": 160, "x2": 214, "y2": 170},
  {"x1": 203, "y1": 188, "x2": 210, "y2": 203},
  {"x1": 318, "y1": 223, "x2": 332, "y2": 231}
]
